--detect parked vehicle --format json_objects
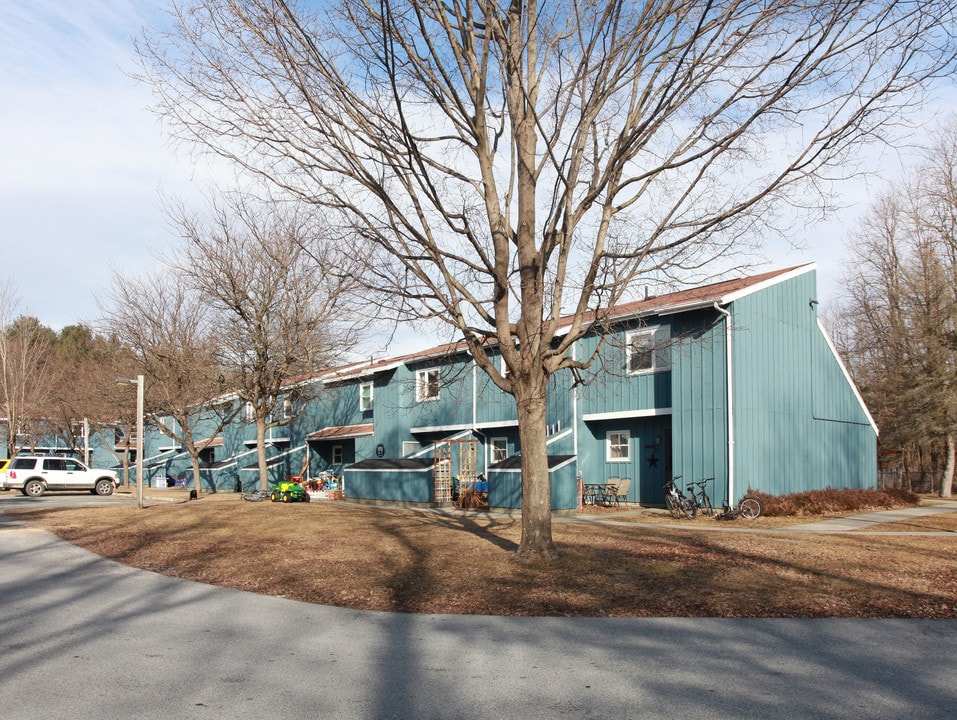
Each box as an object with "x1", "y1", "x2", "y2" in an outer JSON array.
[{"x1": 0, "y1": 456, "x2": 120, "y2": 497}]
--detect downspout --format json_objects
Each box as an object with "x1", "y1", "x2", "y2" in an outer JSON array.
[{"x1": 713, "y1": 302, "x2": 735, "y2": 505}]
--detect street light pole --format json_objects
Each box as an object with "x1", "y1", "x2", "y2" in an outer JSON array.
[{"x1": 117, "y1": 375, "x2": 145, "y2": 509}]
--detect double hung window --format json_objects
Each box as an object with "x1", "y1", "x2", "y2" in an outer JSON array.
[
  {"x1": 627, "y1": 326, "x2": 671, "y2": 374},
  {"x1": 606, "y1": 431, "x2": 630, "y2": 462},
  {"x1": 416, "y1": 368, "x2": 441, "y2": 402},
  {"x1": 360, "y1": 382, "x2": 374, "y2": 412},
  {"x1": 490, "y1": 437, "x2": 508, "y2": 464}
]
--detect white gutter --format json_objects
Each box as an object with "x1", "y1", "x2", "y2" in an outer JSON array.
[{"x1": 714, "y1": 302, "x2": 735, "y2": 505}]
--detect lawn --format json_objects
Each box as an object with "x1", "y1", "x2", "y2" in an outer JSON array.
[{"x1": 9, "y1": 493, "x2": 957, "y2": 618}]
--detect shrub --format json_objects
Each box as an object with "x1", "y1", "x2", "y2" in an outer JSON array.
[{"x1": 747, "y1": 487, "x2": 920, "y2": 517}]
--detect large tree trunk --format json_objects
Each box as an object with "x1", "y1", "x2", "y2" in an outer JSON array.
[
  {"x1": 514, "y1": 376, "x2": 557, "y2": 562},
  {"x1": 256, "y1": 417, "x2": 269, "y2": 492},
  {"x1": 189, "y1": 450, "x2": 204, "y2": 499},
  {"x1": 941, "y1": 431, "x2": 955, "y2": 498}
]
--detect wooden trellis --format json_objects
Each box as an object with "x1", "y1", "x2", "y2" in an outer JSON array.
[{"x1": 432, "y1": 439, "x2": 478, "y2": 505}]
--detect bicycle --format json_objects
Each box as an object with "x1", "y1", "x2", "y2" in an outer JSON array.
[
  {"x1": 685, "y1": 477, "x2": 715, "y2": 517},
  {"x1": 715, "y1": 495, "x2": 763, "y2": 520},
  {"x1": 663, "y1": 478, "x2": 697, "y2": 519},
  {"x1": 241, "y1": 485, "x2": 270, "y2": 502}
]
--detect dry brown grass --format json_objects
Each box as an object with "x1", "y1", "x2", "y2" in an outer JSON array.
[{"x1": 9, "y1": 493, "x2": 957, "y2": 618}]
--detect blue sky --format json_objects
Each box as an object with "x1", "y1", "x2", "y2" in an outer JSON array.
[
  {"x1": 1, "y1": 1, "x2": 952, "y2": 338},
  {"x1": 1, "y1": 1, "x2": 205, "y2": 331}
]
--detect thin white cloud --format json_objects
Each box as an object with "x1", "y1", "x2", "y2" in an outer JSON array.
[{"x1": 0, "y1": 0, "x2": 216, "y2": 330}]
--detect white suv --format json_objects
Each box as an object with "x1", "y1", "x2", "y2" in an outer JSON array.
[{"x1": 1, "y1": 456, "x2": 120, "y2": 497}]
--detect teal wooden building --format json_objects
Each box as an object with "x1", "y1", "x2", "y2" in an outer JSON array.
[{"x1": 126, "y1": 263, "x2": 877, "y2": 509}]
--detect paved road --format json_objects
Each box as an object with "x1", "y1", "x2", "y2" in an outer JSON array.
[{"x1": 1, "y1": 500, "x2": 955, "y2": 719}]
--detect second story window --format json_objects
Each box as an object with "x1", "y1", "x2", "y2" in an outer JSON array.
[
  {"x1": 416, "y1": 368, "x2": 441, "y2": 402},
  {"x1": 244, "y1": 401, "x2": 255, "y2": 422},
  {"x1": 627, "y1": 326, "x2": 671, "y2": 374},
  {"x1": 360, "y1": 382, "x2": 374, "y2": 412}
]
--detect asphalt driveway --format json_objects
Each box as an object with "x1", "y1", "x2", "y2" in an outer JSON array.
[{"x1": 1, "y1": 513, "x2": 955, "y2": 720}]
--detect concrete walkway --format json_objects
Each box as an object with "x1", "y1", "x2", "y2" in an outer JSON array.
[
  {"x1": 776, "y1": 500, "x2": 957, "y2": 534},
  {"x1": 559, "y1": 498, "x2": 957, "y2": 536}
]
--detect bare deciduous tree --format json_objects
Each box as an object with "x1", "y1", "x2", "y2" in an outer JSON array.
[
  {"x1": 101, "y1": 270, "x2": 239, "y2": 497},
  {"x1": 139, "y1": 0, "x2": 957, "y2": 559},
  {"x1": 0, "y1": 281, "x2": 59, "y2": 456},
  {"x1": 168, "y1": 194, "x2": 365, "y2": 491},
  {"x1": 840, "y1": 118, "x2": 957, "y2": 498}
]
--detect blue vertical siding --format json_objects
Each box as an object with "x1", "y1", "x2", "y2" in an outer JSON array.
[
  {"x1": 670, "y1": 309, "x2": 731, "y2": 505},
  {"x1": 731, "y1": 271, "x2": 877, "y2": 496},
  {"x1": 86, "y1": 265, "x2": 876, "y2": 509}
]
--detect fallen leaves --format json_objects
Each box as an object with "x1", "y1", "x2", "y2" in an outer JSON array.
[{"x1": 9, "y1": 498, "x2": 957, "y2": 618}]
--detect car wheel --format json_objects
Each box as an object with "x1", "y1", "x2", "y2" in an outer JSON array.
[
  {"x1": 270, "y1": 491, "x2": 279, "y2": 502},
  {"x1": 24, "y1": 480, "x2": 45, "y2": 497},
  {"x1": 94, "y1": 479, "x2": 115, "y2": 496},
  {"x1": 282, "y1": 491, "x2": 292, "y2": 503}
]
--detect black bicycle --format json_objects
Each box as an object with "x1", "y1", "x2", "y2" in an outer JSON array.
[
  {"x1": 685, "y1": 477, "x2": 715, "y2": 517},
  {"x1": 664, "y1": 478, "x2": 697, "y2": 519}
]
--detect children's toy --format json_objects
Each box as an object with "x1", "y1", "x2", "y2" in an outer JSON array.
[{"x1": 270, "y1": 481, "x2": 310, "y2": 503}]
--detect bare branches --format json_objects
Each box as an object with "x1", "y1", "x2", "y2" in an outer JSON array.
[
  {"x1": 840, "y1": 117, "x2": 957, "y2": 496},
  {"x1": 0, "y1": 284, "x2": 60, "y2": 456},
  {"x1": 163, "y1": 192, "x2": 368, "y2": 489},
  {"x1": 138, "y1": 0, "x2": 957, "y2": 366},
  {"x1": 138, "y1": 0, "x2": 957, "y2": 553}
]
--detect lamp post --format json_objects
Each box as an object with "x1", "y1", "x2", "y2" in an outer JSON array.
[{"x1": 116, "y1": 375, "x2": 145, "y2": 509}]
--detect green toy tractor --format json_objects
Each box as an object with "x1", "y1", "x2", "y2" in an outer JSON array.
[{"x1": 270, "y1": 481, "x2": 311, "y2": 503}]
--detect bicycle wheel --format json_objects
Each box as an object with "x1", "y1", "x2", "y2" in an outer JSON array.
[
  {"x1": 739, "y1": 496, "x2": 762, "y2": 519},
  {"x1": 681, "y1": 498, "x2": 698, "y2": 520},
  {"x1": 700, "y1": 492, "x2": 715, "y2": 517},
  {"x1": 665, "y1": 495, "x2": 682, "y2": 519}
]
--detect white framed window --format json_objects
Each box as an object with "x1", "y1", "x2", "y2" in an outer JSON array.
[
  {"x1": 490, "y1": 437, "x2": 508, "y2": 464},
  {"x1": 332, "y1": 445, "x2": 343, "y2": 465},
  {"x1": 402, "y1": 441, "x2": 421, "y2": 457},
  {"x1": 243, "y1": 401, "x2": 255, "y2": 422},
  {"x1": 606, "y1": 430, "x2": 630, "y2": 462},
  {"x1": 282, "y1": 398, "x2": 293, "y2": 419},
  {"x1": 627, "y1": 326, "x2": 671, "y2": 374},
  {"x1": 415, "y1": 368, "x2": 441, "y2": 402},
  {"x1": 360, "y1": 382, "x2": 374, "y2": 412}
]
